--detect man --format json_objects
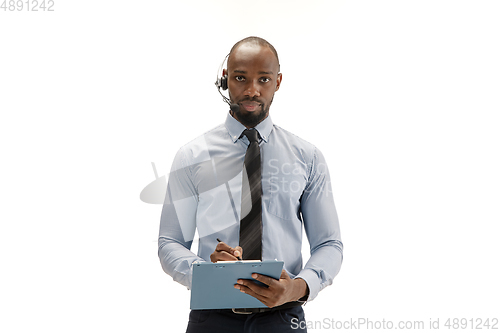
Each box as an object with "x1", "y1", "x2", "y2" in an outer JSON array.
[{"x1": 158, "y1": 36, "x2": 343, "y2": 333}]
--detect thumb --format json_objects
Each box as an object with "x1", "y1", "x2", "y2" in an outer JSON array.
[
  {"x1": 280, "y1": 269, "x2": 290, "y2": 280},
  {"x1": 234, "y1": 246, "x2": 243, "y2": 258}
]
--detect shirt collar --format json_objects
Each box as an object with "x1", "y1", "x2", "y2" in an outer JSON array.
[{"x1": 225, "y1": 112, "x2": 273, "y2": 143}]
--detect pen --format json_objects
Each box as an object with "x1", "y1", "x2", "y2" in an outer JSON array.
[{"x1": 216, "y1": 238, "x2": 242, "y2": 260}]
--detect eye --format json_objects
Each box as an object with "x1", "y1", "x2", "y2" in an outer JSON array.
[
  {"x1": 235, "y1": 76, "x2": 245, "y2": 82},
  {"x1": 259, "y1": 77, "x2": 271, "y2": 83}
]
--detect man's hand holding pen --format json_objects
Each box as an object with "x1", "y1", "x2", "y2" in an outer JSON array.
[{"x1": 210, "y1": 239, "x2": 243, "y2": 263}]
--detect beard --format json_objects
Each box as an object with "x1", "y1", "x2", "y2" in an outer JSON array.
[{"x1": 231, "y1": 97, "x2": 273, "y2": 128}]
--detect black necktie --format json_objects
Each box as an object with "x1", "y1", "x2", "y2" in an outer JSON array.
[{"x1": 239, "y1": 129, "x2": 262, "y2": 260}]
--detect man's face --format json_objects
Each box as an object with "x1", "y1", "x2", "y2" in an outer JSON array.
[{"x1": 224, "y1": 43, "x2": 282, "y2": 128}]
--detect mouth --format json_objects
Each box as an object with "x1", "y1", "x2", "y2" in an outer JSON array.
[{"x1": 240, "y1": 101, "x2": 261, "y2": 112}]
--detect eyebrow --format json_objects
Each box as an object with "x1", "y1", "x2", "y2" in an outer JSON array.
[{"x1": 233, "y1": 70, "x2": 274, "y2": 75}]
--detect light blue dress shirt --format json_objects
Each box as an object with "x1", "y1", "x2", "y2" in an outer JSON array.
[{"x1": 158, "y1": 113, "x2": 343, "y2": 301}]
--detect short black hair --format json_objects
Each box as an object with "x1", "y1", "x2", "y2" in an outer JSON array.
[{"x1": 228, "y1": 36, "x2": 280, "y2": 72}]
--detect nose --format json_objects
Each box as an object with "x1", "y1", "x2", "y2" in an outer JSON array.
[{"x1": 244, "y1": 80, "x2": 260, "y2": 98}]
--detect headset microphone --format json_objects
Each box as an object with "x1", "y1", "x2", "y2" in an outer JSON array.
[{"x1": 230, "y1": 103, "x2": 240, "y2": 113}]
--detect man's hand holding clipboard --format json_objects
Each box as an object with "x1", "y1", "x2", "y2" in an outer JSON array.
[{"x1": 196, "y1": 239, "x2": 309, "y2": 309}]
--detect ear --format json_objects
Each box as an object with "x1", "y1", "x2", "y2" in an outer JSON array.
[
  {"x1": 275, "y1": 72, "x2": 283, "y2": 91},
  {"x1": 222, "y1": 69, "x2": 227, "y2": 77}
]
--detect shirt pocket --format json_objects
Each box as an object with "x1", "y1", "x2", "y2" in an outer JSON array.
[{"x1": 267, "y1": 171, "x2": 307, "y2": 220}]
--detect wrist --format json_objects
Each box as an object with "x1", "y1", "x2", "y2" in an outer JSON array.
[{"x1": 293, "y1": 278, "x2": 309, "y2": 301}]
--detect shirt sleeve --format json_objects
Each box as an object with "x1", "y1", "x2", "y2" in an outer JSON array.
[
  {"x1": 158, "y1": 147, "x2": 204, "y2": 289},
  {"x1": 295, "y1": 147, "x2": 343, "y2": 301}
]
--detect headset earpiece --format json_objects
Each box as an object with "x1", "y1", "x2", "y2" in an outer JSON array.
[
  {"x1": 221, "y1": 74, "x2": 228, "y2": 90},
  {"x1": 215, "y1": 54, "x2": 231, "y2": 105}
]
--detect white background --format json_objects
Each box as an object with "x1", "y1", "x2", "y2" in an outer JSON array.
[{"x1": 1, "y1": 0, "x2": 499, "y2": 332}]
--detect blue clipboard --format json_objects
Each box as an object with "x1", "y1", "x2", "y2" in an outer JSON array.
[{"x1": 190, "y1": 260, "x2": 284, "y2": 310}]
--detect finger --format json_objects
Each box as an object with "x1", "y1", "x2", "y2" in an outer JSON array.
[
  {"x1": 217, "y1": 252, "x2": 238, "y2": 261},
  {"x1": 251, "y1": 273, "x2": 278, "y2": 287},
  {"x1": 215, "y1": 242, "x2": 234, "y2": 253},
  {"x1": 235, "y1": 279, "x2": 273, "y2": 299},
  {"x1": 235, "y1": 284, "x2": 272, "y2": 308}
]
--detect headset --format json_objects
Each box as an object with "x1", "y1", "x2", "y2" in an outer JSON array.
[
  {"x1": 215, "y1": 54, "x2": 229, "y2": 91},
  {"x1": 215, "y1": 54, "x2": 238, "y2": 112}
]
